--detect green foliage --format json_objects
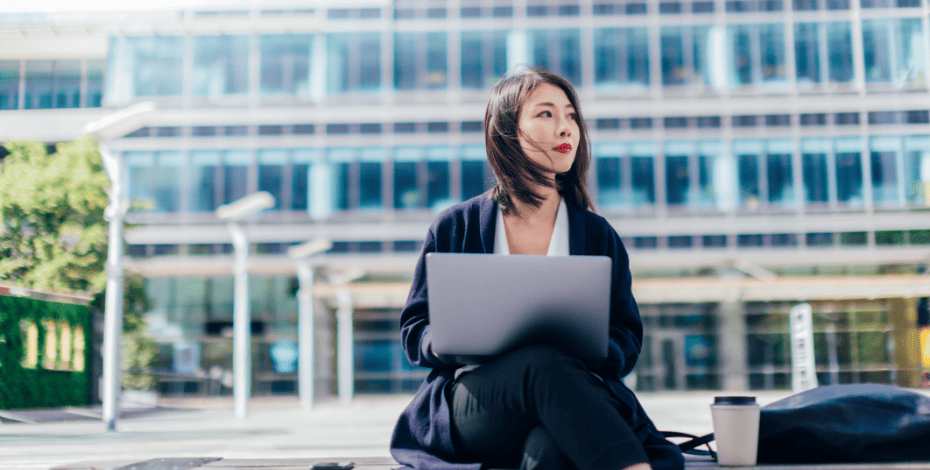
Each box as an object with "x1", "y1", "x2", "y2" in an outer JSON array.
[
  {"x1": 0, "y1": 139, "x2": 109, "y2": 294},
  {"x1": 0, "y1": 138, "x2": 157, "y2": 392},
  {"x1": 0, "y1": 295, "x2": 90, "y2": 409}
]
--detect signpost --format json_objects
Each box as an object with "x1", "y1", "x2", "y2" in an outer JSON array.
[{"x1": 790, "y1": 303, "x2": 818, "y2": 392}]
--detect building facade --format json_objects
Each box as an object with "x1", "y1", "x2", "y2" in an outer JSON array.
[{"x1": 2, "y1": 0, "x2": 929, "y2": 398}]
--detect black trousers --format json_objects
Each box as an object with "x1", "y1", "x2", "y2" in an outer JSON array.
[{"x1": 450, "y1": 344, "x2": 649, "y2": 470}]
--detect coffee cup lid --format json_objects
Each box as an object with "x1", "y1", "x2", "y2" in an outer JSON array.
[{"x1": 714, "y1": 396, "x2": 756, "y2": 405}]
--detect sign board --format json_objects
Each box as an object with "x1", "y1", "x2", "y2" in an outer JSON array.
[{"x1": 790, "y1": 303, "x2": 818, "y2": 392}]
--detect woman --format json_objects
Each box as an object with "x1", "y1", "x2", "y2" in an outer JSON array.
[{"x1": 390, "y1": 69, "x2": 684, "y2": 470}]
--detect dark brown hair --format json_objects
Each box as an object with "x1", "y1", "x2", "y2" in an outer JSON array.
[{"x1": 484, "y1": 68, "x2": 594, "y2": 216}]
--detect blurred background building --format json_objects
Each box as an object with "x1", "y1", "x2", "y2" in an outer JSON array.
[{"x1": 1, "y1": 0, "x2": 929, "y2": 398}]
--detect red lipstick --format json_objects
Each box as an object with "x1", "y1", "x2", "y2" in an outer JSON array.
[{"x1": 554, "y1": 144, "x2": 572, "y2": 154}]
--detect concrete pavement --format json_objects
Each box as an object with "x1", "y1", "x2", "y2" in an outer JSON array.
[{"x1": 0, "y1": 391, "x2": 795, "y2": 470}]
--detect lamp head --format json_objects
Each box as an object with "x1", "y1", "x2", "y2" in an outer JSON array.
[
  {"x1": 216, "y1": 191, "x2": 276, "y2": 221},
  {"x1": 288, "y1": 239, "x2": 333, "y2": 259},
  {"x1": 83, "y1": 101, "x2": 157, "y2": 141}
]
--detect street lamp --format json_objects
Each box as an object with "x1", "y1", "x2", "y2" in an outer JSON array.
[
  {"x1": 329, "y1": 268, "x2": 365, "y2": 405},
  {"x1": 216, "y1": 191, "x2": 275, "y2": 420},
  {"x1": 287, "y1": 238, "x2": 332, "y2": 410},
  {"x1": 82, "y1": 101, "x2": 157, "y2": 432}
]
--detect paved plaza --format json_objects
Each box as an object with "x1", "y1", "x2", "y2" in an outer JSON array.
[{"x1": 0, "y1": 391, "x2": 800, "y2": 470}]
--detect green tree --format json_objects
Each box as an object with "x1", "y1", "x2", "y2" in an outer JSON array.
[{"x1": 0, "y1": 138, "x2": 156, "y2": 390}]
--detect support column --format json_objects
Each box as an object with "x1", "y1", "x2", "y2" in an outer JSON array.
[
  {"x1": 718, "y1": 299, "x2": 749, "y2": 391},
  {"x1": 890, "y1": 298, "x2": 920, "y2": 388}
]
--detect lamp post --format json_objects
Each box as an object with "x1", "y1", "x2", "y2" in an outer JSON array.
[
  {"x1": 216, "y1": 191, "x2": 275, "y2": 420},
  {"x1": 82, "y1": 101, "x2": 157, "y2": 432},
  {"x1": 287, "y1": 238, "x2": 332, "y2": 410},
  {"x1": 329, "y1": 268, "x2": 365, "y2": 405}
]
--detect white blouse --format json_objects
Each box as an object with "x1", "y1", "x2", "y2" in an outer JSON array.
[{"x1": 494, "y1": 198, "x2": 570, "y2": 256}]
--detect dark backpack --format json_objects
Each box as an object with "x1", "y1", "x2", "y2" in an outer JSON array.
[{"x1": 667, "y1": 384, "x2": 930, "y2": 464}]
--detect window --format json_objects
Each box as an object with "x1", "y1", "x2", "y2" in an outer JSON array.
[
  {"x1": 765, "y1": 114, "x2": 790, "y2": 126},
  {"x1": 224, "y1": 150, "x2": 251, "y2": 205},
  {"x1": 359, "y1": 149, "x2": 384, "y2": 210},
  {"x1": 427, "y1": 146, "x2": 451, "y2": 210},
  {"x1": 260, "y1": 35, "x2": 312, "y2": 96},
  {"x1": 835, "y1": 137, "x2": 863, "y2": 205},
  {"x1": 868, "y1": 111, "x2": 897, "y2": 125},
  {"x1": 665, "y1": 142, "x2": 691, "y2": 206},
  {"x1": 658, "y1": 26, "x2": 716, "y2": 88},
  {"x1": 826, "y1": 22, "x2": 854, "y2": 83},
  {"x1": 766, "y1": 139, "x2": 795, "y2": 207},
  {"x1": 0, "y1": 61, "x2": 19, "y2": 110},
  {"x1": 595, "y1": 27, "x2": 650, "y2": 90},
  {"x1": 395, "y1": 32, "x2": 448, "y2": 90},
  {"x1": 595, "y1": 142, "x2": 624, "y2": 207},
  {"x1": 192, "y1": 35, "x2": 249, "y2": 97},
  {"x1": 461, "y1": 144, "x2": 491, "y2": 200},
  {"x1": 801, "y1": 139, "x2": 829, "y2": 204},
  {"x1": 258, "y1": 149, "x2": 286, "y2": 209},
  {"x1": 292, "y1": 149, "x2": 313, "y2": 211},
  {"x1": 394, "y1": 122, "x2": 416, "y2": 133},
  {"x1": 259, "y1": 125, "x2": 283, "y2": 135},
  {"x1": 834, "y1": 112, "x2": 859, "y2": 125},
  {"x1": 461, "y1": 121, "x2": 483, "y2": 132},
  {"x1": 394, "y1": 32, "x2": 447, "y2": 90},
  {"x1": 530, "y1": 29, "x2": 582, "y2": 87},
  {"x1": 727, "y1": 24, "x2": 787, "y2": 87},
  {"x1": 800, "y1": 113, "x2": 827, "y2": 126},
  {"x1": 794, "y1": 23, "x2": 820, "y2": 85},
  {"x1": 327, "y1": 32, "x2": 381, "y2": 94},
  {"x1": 735, "y1": 140, "x2": 763, "y2": 209},
  {"x1": 125, "y1": 151, "x2": 182, "y2": 213},
  {"x1": 904, "y1": 135, "x2": 930, "y2": 206},
  {"x1": 394, "y1": 161, "x2": 420, "y2": 209},
  {"x1": 190, "y1": 150, "x2": 219, "y2": 212},
  {"x1": 870, "y1": 136, "x2": 901, "y2": 205},
  {"x1": 461, "y1": 30, "x2": 508, "y2": 90},
  {"x1": 427, "y1": 122, "x2": 449, "y2": 133},
  {"x1": 696, "y1": 116, "x2": 721, "y2": 128},
  {"x1": 111, "y1": 36, "x2": 184, "y2": 98},
  {"x1": 862, "y1": 18, "x2": 925, "y2": 85}
]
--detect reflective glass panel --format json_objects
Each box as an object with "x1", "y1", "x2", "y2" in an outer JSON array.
[
  {"x1": 794, "y1": 23, "x2": 820, "y2": 84},
  {"x1": 23, "y1": 60, "x2": 53, "y2": 109},
  {"x1": 666, "y1": 155, "x2": 689, "y2": 206},
  {"x1": 224, "y1": 150, "x2": 250, "y2": 205},
  {"x1": 530, "y1": 29, "x2": 582, "y2": 86},
  {"x1": 125, "y1": 36, "x2": 184, "y2": 97},
  {"x1": 869, "y1": 136, "x2": 901, "y2": 205},
  {"x1": 190, "y1": 150, "x2": 220, "y2": 212},
  {"x1": 802, "y1": 139, "x2": 829, "y2": 204},
  {"x1": 461, "y1": 30, "x2": 508, "y2": 89},
  {"x1": 126, "y1": 151, "x2": 182, "y2": 213},
  {"x1": 904, "y1": 136, "x2": 930, "y2": 206},
  {"x1": 863, "y1": 18, "x2": 926, "y2": 84},
  {"x1": 631, "y1": 153, "x2": 655, "y2": 206},
  {"x1": 734, "y1": 140, "x2": 762, "y2": 208},
  {"x1": 327, "y1": 33, "x2": 381, "y2": 94},
  {"x1": 394, "y1": 161, "x2": 420, "y2": 209},
  {"x1": 834, "y1": 138, "x2": 863, "y2": 205},
  {"x1": 826, "y1": 22, "x2": 854, "y2": 83},
  {"x1": 192, "y1": 35, "x2": 249, "y2": 97},
  {"x1": 766, "y1": 140, "x2": 794, "y2": 206},
  {"x1": 595, "y1": 142, "x2": 624, "y2": 207},
  {"x1": 359, "y1": 161, "x2": 383, "y2": 210},
  {"x1": 661, "y1": 27, "x2": 686, "y2": 85},
  {"x1": 594, "y1": 27, "x2": 650, "y2": 89},
  {"x1": 260, "y1": 35, "x2": 312, "y2": 95},
  {"x1": 0, "y1": 60, "x2": 18, "y2": 110},
  {"x1": 258, "y1": 149, "x2": 286, "y2": 210}
]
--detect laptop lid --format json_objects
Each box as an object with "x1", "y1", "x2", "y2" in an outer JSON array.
[{"x1": 426, "y1": 253, "x2": 612, "y2": 364}]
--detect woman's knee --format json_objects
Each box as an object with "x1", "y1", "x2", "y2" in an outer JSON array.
[{"x1": 503, "y1": 344, "x2": 584, "y2": 379}]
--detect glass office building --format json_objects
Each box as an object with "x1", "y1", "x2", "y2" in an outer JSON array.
[{"x1": 1, "y1": 0, "x2": 929, "y2": 397}]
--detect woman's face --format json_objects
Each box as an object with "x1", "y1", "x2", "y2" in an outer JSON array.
[{"x1": 516, "y1": 82, "x2": 580, "y2": 177}]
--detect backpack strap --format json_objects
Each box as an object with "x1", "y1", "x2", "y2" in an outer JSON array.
[{"x1": 661, "y1": 431, "x2": 717, "y2": 460}]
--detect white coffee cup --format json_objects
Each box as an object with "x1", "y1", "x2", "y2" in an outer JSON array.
[{"x1": 710, "y1": 396, "x2": 761, "y2": 466}]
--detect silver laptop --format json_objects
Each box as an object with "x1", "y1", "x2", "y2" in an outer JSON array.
[{"x1": 426, "y1": 253, "x2": 612, "y2": 364}]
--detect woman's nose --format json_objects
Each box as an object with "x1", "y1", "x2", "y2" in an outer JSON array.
[{"x1": 557, "y1": 116, "x2": 572, "y2": 137}]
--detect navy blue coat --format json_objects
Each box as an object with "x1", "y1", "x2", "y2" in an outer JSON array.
[{"x1": 390, "y1": 193, "x2": 684, "y2": 470}]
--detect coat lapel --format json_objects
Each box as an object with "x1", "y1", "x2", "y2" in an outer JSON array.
[
  {"x1": 567, "y1": 202, "x2": 587, "y2": 256},
  {"x1": 477, "y1": 193, "x2": 497, "y2": 254}
]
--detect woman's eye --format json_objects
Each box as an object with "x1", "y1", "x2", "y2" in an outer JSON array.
[
  {"x1": 538, "y1": 110, "x2": 552, "y2": 117},
  {"x1": 568, "y1": 113, "x2": 577, "y2": 121}
]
